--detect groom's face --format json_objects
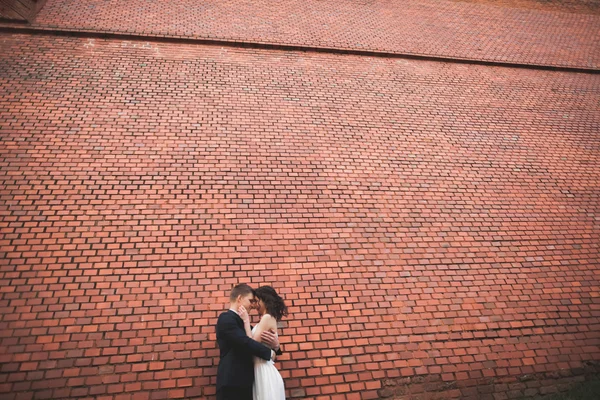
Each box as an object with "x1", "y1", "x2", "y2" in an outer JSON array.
[{"x1": 239, "y1": 293, "x2": 256, "y2": 311}]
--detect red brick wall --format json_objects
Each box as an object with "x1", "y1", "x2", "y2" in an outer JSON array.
[{"x1": 0, "y1": 33, "x2": 599, "y2": 400}]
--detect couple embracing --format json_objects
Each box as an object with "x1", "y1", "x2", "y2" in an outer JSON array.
[{"x1": 216, "y1": 284, "x2": 288, "y2": 400}]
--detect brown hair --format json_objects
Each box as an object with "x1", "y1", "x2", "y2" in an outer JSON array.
[
  {"x1": 229, "y1": 283, "x2": 254, "y2": 302},
  {"x1": 255, "y1": 286, "x2": 288, "y2": 321}
]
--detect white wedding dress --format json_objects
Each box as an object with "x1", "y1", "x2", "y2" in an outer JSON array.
[{"x1": 252, "y1": 320, "x2": 286, "y2": 400}]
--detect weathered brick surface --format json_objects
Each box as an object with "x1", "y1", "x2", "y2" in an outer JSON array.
[
  {"x1": 456, "y1": 0, "x2": 600, "y2": 15},
  {"x1": 29, "y1": 0, "x2": 600, "y2": 69},
  {"x1": 0, "y1": 33, "x2": 599, "y2": 399}
]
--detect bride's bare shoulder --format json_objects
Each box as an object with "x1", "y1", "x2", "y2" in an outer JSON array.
[{"x1": 260, "y1": 313, "x2": 277, "y2": 327}]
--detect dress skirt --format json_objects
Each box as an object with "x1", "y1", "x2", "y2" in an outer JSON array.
[{"x1": 253, "y1": 358, "x2": 285, "y2": 400}]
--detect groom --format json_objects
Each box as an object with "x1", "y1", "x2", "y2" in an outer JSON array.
[{"x1": 216, "y1": 283, "x2": 282, "y2": 400}]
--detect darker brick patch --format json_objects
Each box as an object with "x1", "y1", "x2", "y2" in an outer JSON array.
[
  {"x1": 0, "y1": 0, "x2": 47, "y2": 22},
  {"x1": 381, "y1": 361, "x2": 600, "y2": 399}
]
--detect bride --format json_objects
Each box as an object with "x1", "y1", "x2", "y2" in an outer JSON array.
[{"x1": 239, "y1": 285, "x2": 288, "y2": 400}]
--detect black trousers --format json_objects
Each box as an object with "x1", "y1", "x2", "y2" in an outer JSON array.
[{"x1": 216, "y1": 386, "x2": 252, "y2": 400}]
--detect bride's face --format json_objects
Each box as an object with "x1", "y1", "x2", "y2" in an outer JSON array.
[{"x1": 256, "y1": 297, "x2": 267, "y2": 315}]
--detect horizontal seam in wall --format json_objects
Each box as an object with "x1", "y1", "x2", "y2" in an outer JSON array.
[{"x1": 0, "y1": 24, "x2": 599, "y2": 74}]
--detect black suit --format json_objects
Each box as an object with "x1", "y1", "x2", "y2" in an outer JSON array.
[{"x1": 216, "y1": 310, "x2": 272, "y2": 400}]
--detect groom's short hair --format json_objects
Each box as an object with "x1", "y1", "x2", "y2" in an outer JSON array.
[{"x1": 230, "y1": 283, "x2": 254, "y2": 301}]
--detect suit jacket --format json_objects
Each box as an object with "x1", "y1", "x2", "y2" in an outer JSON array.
[{"x1": 216, "y1": 310, "x2": 273, "y2": 389}]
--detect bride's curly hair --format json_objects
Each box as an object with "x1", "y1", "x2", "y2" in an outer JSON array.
[{"x1": 254, "y1": 286, "x2": 288, "y2": 321}]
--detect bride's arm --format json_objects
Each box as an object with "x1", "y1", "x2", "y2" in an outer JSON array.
[
  {"x1": 244, "y1": 320, "x2": 252, "y2": 338},
  {"x1": 238, "y1": 306, "x2": 254, "y2": 338}
]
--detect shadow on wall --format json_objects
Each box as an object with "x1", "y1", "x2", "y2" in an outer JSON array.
[{"x1": 0, "y1": 0, "x2": 48, "y2": 22}]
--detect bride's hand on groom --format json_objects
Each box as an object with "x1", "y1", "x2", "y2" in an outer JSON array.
[
  {"x1": 238, "y1": 306, "x2": 250, "y2": 326},
  {"x1": 261, "y1": 329, "x2": 280, "y2": 351}
]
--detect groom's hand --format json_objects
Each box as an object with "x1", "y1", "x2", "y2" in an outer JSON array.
[{"x1": 261, "y1": 329, "x2": 279, "y2": 351}]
